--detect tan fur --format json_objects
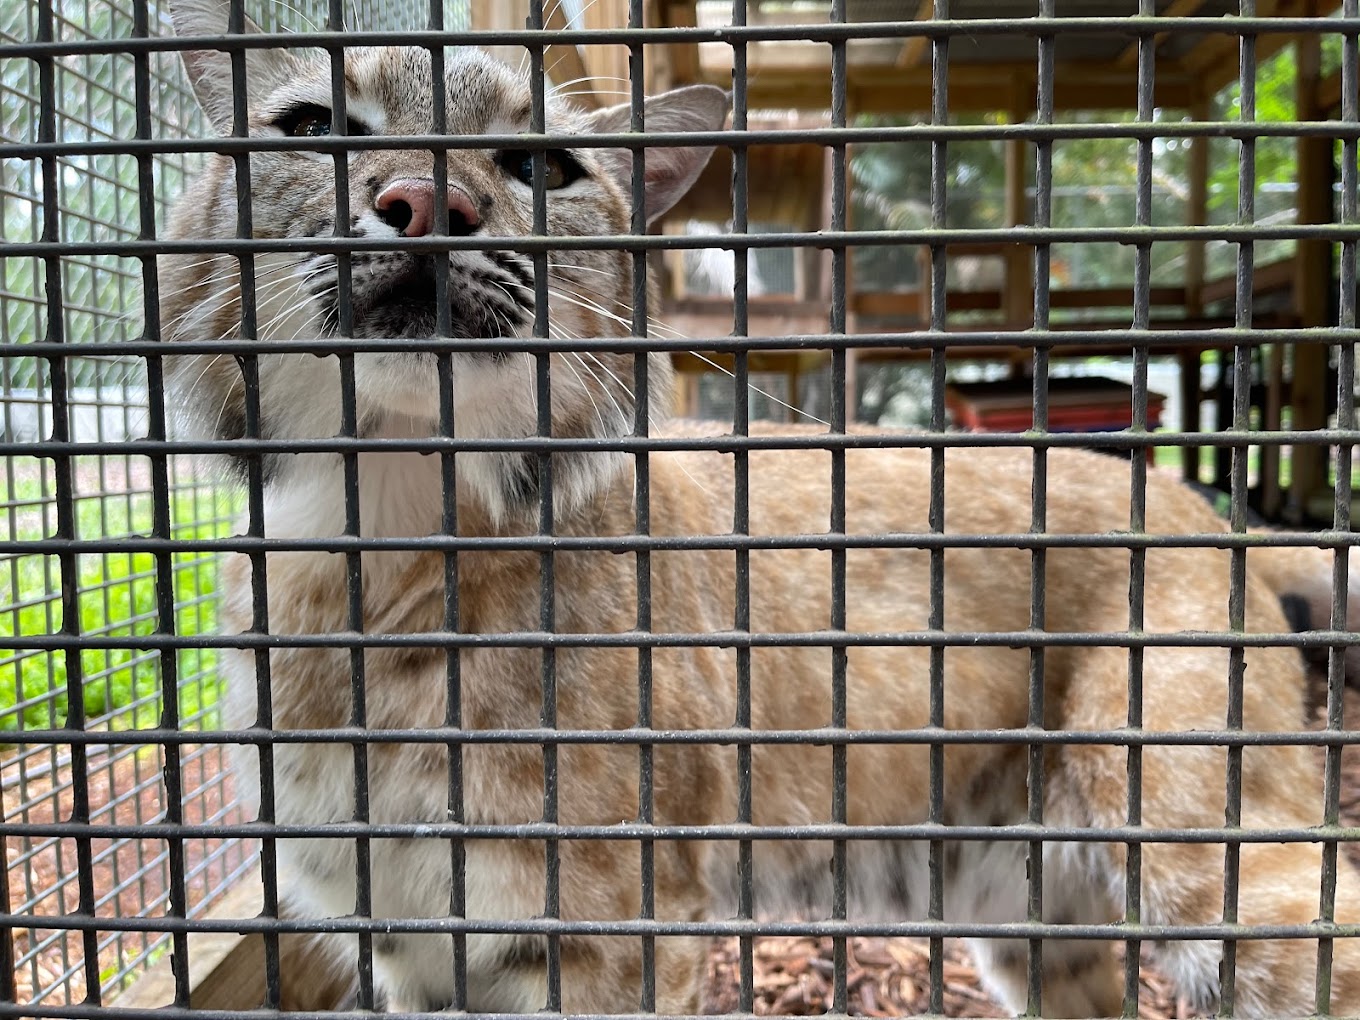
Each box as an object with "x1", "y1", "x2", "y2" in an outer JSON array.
[
  {"x1": 208, "y1": 436, "x2": 1360, "y2": 1018},
  {"x1": 161, "y1": 4, "x2": 1360, "y2": 1015}
]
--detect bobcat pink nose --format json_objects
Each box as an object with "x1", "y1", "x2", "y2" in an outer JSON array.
[{"x1": 374, "y1": 178, "x2": 480, "y2": 237}]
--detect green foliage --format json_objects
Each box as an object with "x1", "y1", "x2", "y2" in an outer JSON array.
[
  {"x1": 0, "y1": 473, "x2": 237, "y2": 736},
  {"x1": 849, "y1": 41, "x2": 1315, "y2": 293}
]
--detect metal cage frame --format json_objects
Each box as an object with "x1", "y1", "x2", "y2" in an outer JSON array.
[{"x1": 3, "y1": 0, "x2": 1360, "y2": 1016}]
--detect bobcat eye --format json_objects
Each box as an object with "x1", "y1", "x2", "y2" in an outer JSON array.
[
  {"x1": 273, "y1": 104, "x2": 370, "y2": 140},
  {"x1": 498, "y1": 149, "x2": 583, "y2": 190},
  {"x1": 290, "y1": 112, "x2": 332, "y2": 137}
]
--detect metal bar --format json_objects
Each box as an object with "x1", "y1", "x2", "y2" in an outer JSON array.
[
  {"x1": 20, "y1": 222, "x2": 1360, "y2": 258},
  {"x1": 13, "y1": 723, "x2": 1360, "y2": 751},
  {"x1": 1026, "y1": 0, "x2": 1056, "y2": 1005},
  {"x1": 131, "y1": 0, "x2": 189, "y2": 1007},
  {"x1": 3, "y1": 626, "x2": 1358, "y2": 652},
  {"x1": 6, "y1": 17, "x2": 1360, "y2": 56},
  {"x1": 927, "y1": 0, "x2": 950, "y2": 1007},
  {"x1": 16, "y1": 118, "x2": 1360, "y2": 158},
  {"x1": 21, "y1": 119, "x2": 1360, "y2": 161},
  {"x1": 526, "y1": 3, "x2": 561, "y2": 1008},
  {"x1": 1218, "y1": 3, "x2": 1258, "y2": 1008},
  {"x1": 626, "y1": 0, "x2": 655, "y2": 1010},
  {"x1": 1122, "y1": 1, "x2": 1155, "y2": 1012},
  {"x1": 0, "y1": 912, "x2": 1357, "y2": 941},
  {"x1": 828, "y1": 0, "x2": 850, "y2": 1012},
  {"x1": 9, "y1": 326, "x2": 1360, "y2": 358},
  {"x1": 1318, "y1": 0, "x2": 1360, "y2": 1007},
  {"x1": 33, "y1": 0, "x2": 102, "y2": 1005},
  {"x1": 729, "y1": 0, "x2": 755, "y2": 1011},
  {"x1": 427, "y1": 0, "x2": 468, "y2": 1009}
]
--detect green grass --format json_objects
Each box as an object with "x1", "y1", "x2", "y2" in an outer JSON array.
[{"x1": 0, "y1": 464, "x2": 237, "y2": 736}]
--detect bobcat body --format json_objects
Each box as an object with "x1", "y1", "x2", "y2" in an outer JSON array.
[{"x1": 161, "y1": 2, "x2": 1360, "y2": 1014}]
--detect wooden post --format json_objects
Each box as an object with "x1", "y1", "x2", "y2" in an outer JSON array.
[
  {"x1": 1179, "y1": 348, "x2": 1202, "y2": 483},
  {"x1": 580, "y1": 0, "x2": 632, "y2": 96},
  {"x1": 1185, "y1": 101, "x2": 1210, "y2": 318},
  {"x1": 111, "y1": 871, "x2": 355, "y2": 1012},
  {"x1": 1290, "y1": 25, "x2": 1335, "y2": 521},
  {"x1": 1003, "y1": 97, "x2": 1034, "y2": 328},
  {"x1": 660, "y1": 0, "x2": 701, "y2": 89},
  {"x1": 1182, "y1": 100, "x2": 1210, "y2": 483},
  {"x1": 1262, "y1": 341, "x2": 1286, "y2": 518},
  {"x1": 842, "y1": 100, "x2": 860, "y2": 422},
  {"x1": 468, "y1": 0, "x2": 527, "y2": 74},
  {"x1": 470, "y1": 0, "x2": 616, "y2": 103},
  {"x1": 672, "y1": 368, "x2": 699, "y2": 419}
]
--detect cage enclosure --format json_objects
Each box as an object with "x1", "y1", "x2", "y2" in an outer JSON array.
[{"x1": 2, "y1": 0, "x2": 1360, "y2": 1017}]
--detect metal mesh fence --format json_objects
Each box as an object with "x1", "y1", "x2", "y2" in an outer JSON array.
[
  {"x1": 2, "y1": 0, "x2": 1360, "y2": 1017},
  {"x1": 0, "y1": 0, "x2": 467, "y2": 1007}
]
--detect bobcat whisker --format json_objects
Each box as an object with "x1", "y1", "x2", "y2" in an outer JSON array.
[
  {"x1": 572, "y1": 350, "x2": 715, "y2": 499},
  {"x1": 214, "y1": 272, "x2": 325, "y2": 341},
  {"x1": 548, "y1": 282, "x2": 831, "y2": 427},
  {"x1": 257, "y1": 283, "x2": 335, "y2": 342},
  {"x1": 162, "y1": 259, "x2": 313, "y2": 337},
  {"x1": 548, "y1": 84, "x2": 634, "y2": 102},
  {"x1": 547, "y1": 74, "x2": 634, "y2": 90},
  {"x1": 481, "y1": 272, "x2": 629, "y2": 441},
  {"x1": 680, "y1": 348, "x2": 829, "y2": 427},
  {"x1": 507, "y1": 275, "x2": 819, "y2": 428},
  {"x1": 262, "y1": 0, "x2": 318, "y2": 31},
  {"x1": 178, "y1": 353, "x2": 229, "y2": 420},
  {"x1": 560, "y1": 352, "x2": 616, "y2": 441}
]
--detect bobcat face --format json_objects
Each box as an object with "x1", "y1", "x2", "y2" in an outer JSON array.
[
  {"x1": 160, "y1": 0, "x2": 726, "y2": 521},
  {"x1": 245, "y1": 47, "x2": 606, "y2": 346}
]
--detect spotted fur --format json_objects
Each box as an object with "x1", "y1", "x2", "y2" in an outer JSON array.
[{"x1": 162, "y1": 3, "x2": 1360, "y2": 1016}]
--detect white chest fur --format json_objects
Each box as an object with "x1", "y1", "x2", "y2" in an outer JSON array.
[{"x1": 223, "y1": 445, "x2": 548, "y2": 1013}]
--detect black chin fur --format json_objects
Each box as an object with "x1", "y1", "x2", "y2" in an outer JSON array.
[{"x1": 315, "y1": 253, "x2": 529, "y2": 348}]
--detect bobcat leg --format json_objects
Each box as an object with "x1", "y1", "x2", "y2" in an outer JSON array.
[
  {"x1": 961, "y1": 842, "x2": 1123, "y2": 1018},
  {"x1": 969, "y1": 936, "x2": 1123, "y2": 1019},
  {"x1": 555, "y1": 934, "x2": 707, "y2": 1015}
]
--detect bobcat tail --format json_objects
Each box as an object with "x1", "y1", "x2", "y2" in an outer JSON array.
[{"x1": 1249, "y1": 539, "x2": 1360, "y2": 679}]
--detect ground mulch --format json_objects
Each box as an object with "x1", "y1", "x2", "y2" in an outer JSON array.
[
  {"x1": 8, "y1": 672, "x2": 1360, "y2": 1015},
  {"x1": 2, "y1": 740, "x2": 246, "y2": 1005},
  {"x1": 697, "y1": 674, "x2": 1360, "y2": 1018}
]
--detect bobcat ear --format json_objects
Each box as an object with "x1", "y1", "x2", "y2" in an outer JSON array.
[
  {"x1": 586, "y1": 84, "x2": 729, "y2": 224},
  {"x1": 168, "y1": 0, "x2": 299, "y2": 134}
]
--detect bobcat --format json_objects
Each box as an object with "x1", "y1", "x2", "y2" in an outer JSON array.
[{"x1": 161, "y1": 1, "x2": 1360, "y2": 1014}]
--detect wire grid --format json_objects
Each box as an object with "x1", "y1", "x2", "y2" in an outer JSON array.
[
  {"x1": 0, "y1": 0, "x2": 468, "y2": 1007},
  {"x1": 1, "y1": 1, "x2": 1360, "y2": 1018}
]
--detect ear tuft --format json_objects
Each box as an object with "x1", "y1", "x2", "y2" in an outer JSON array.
[
  {"x1": 168, "y1": 0, "x2": 294, "y2": 135},
  {"x1": 587, "y1": 84, "x2": 730, "y2": 225}
]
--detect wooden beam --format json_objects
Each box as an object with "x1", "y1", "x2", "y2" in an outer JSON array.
[
  {"x1": 111, "y1": 870, "x2": 352, "y2": 1012},
  {"x1": 468, "y1": 0, "x2": 527, "y2": 73},
  {"x1": 1199, "y1": 255, "x2": 1296, "y2": 305},
  {"x1": 1185, "y1": 101, "x2": 1210, "y2": 317},
  {"x1": 544, "y1": 0, "x2": 605, "y2": 107},
  {"x1": 671, "y1": 349, "x2": 832, "y2": 376},
  {"x1": 1115, "y1": 0, "x2": 1208, "y2": 69},
  {"x1": 1188, "y1": 0, "x2": 1298, "y2": 95},
  {"x1": 580, "y1": 0, "x2": 632, "y2": 99},
  {"x1": 693, "y1": 62, "x2": 1199, "y2": 112},
  {"x1": 1289, "y1": 22, "x2": 1335, "y2": 521},
  {"x1": 658, "y1": 0, "x2": 701, "y2": 86},
  {"x1": 895, "y1": 0, "x2": 934, "y2": 69},
  {"x1": 1002, "y1": 101, "x2": 1033, "y2": 328}
]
